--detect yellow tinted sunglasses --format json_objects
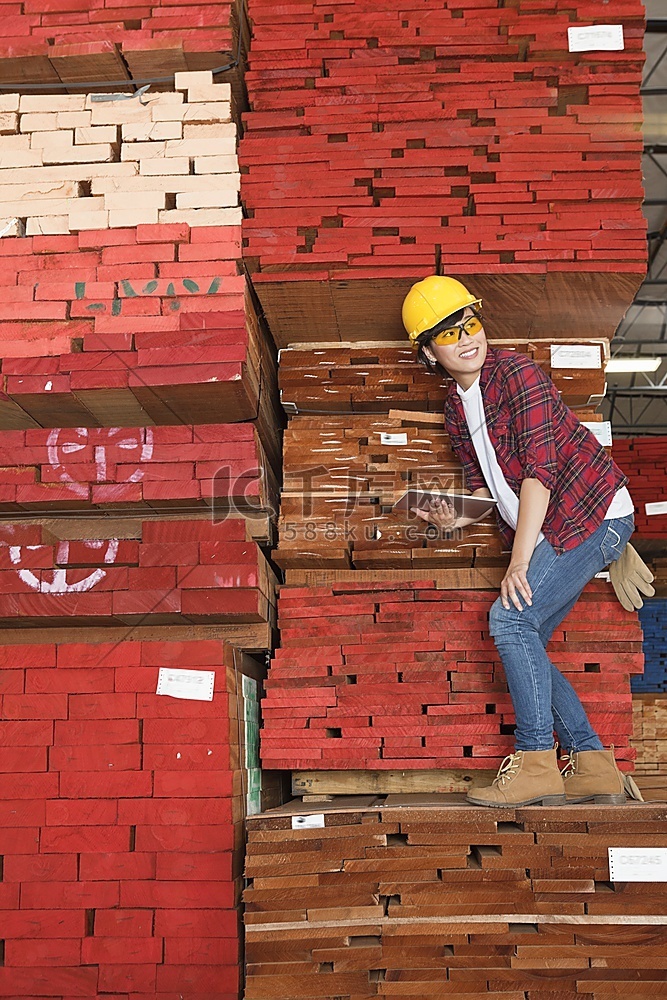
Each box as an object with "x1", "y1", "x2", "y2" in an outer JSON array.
[{"x1": 431, "y1": 315, "x2": 483, "y2": 346}]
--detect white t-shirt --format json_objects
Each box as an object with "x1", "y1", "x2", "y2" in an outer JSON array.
[{"x1": 456, "y1": 377, "x2": 634, "y2": 543}]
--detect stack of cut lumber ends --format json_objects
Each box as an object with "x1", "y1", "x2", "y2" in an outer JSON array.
[
  {"x1": 275, "y1": 342, "x2": 610, "y2": 570},
  {"x1": 244, "y1": 798, "x2": 667, "y2": 999},
  {"x1": 633, "y1": 600, "x2": 667, "y2": 693},
  {"x1": 0, "y1": 519, "x2": 277, "y2": 627},
  {"x1": 632, "y1": 696, "x2": 667, "y2": 783},
  {"x1": 242, "y1": 0, "x2": 646, "y2": 343},
  {"x1": 0, "y1": 74, "x2": 282, "y2": 1000},
  {"x1": 0, "y1": 78, "x2": 240, "y2": 235},
  {"x1": 277, "y1": 414, "x2": 503, "y2": 571},
  {"x1": 279, "y1": 340, "x2": 609, "y2": 413},
  {"x1": 260, "y1": 580, "x2": 643, "y2": 772},
  {"x1": 0, "y1": 423, "x2": 277, "y2": 515},
  {"x1": 0, "y1": 2, "x2": 249, "y2": 113},
  {"x1": 631, "y1": 600, "x2": 667, "y2": 798},
  {"x1": 0, "y1": 78, "x2": 282, "y2": 473},
  {"x1": 0, "y1": 632, "x2": 282, "y2": 997},
  {"x1": 611, "y1": 437, "x2": 667, "y2": 539},
  {"x1": 0, "y1": 228, "x2": 281, "y2": 468}
]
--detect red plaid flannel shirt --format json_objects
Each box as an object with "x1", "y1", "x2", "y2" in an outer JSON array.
[{"x1": 443, "y1": 346, "x2": 629, "y2": 555}]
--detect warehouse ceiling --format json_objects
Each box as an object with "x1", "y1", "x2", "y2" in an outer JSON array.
[{"x1": 603, "y1": 0, "x2": 667, "y2": 434}]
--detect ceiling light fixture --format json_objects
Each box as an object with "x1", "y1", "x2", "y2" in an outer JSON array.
[{"x1": 606, "y1": 358, "x2": 662, "y2": 373}]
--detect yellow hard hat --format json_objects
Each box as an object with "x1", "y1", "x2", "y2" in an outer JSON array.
[{"x1": 402, "y1": 276, "x2": 482, "y2": 346}]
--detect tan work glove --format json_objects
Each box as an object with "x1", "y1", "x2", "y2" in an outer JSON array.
[{"x1": 609, "y1": 543, "x2": 655, "y2": 611}]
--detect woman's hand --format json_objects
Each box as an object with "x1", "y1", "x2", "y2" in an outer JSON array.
[
  {"x1": 410, "y1": 497, "x2": 458, "y2": 533},
  {"x1": 500, "y1": 560, "x2": 532, "y2": 611}
]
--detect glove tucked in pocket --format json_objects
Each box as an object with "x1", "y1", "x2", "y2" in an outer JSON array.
[{"x1": 609, "y1": 543, "x2": 655, "y2": 611}]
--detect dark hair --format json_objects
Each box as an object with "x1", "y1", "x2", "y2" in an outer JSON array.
[{"x1": 414, "y1": 307, "x2": 467, "y2": 373}]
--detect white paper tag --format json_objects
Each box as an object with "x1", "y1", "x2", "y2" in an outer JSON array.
[
  {"x1": 291, "y1": 814, "x2": 325, "y2": 830},
  {"x1": 646, "y1": 502, "x2": 667, "y2": 516},
  {"x1": 568, "y1": 24, "x2": 624, "y2": 52},
  {"x1": 582, "y1": 421, "x2": 612, "y2": 447},
  {"x1": 380, "y1": 432, "x2": 408, "y2": 446},
  {"x1": 595, "y1": 571, "x2": 610, "y2": 581},
  {"x1": 550, "y1": 344, "x2": 602, "y2": 369},
  {"x1": 156, "y1": 667, "x2": 215, "y2": 702},
  {"x1": 609, "y1": 847, "x2": 667, "y2": 882}
]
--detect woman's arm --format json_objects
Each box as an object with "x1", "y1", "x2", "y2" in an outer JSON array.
[
  {"x1": 412, "y1": 487, "x2": 494, "y2": 532},
  {"x1": 500, "y1": 477, "x2": 551, "y2": 611}
]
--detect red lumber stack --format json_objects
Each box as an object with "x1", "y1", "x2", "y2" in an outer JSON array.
[
  {"x1": 261, "y1": 580, "x2": 643, "y2": 772},
  {"x1": 611, "y1": 436, "x2": 667, "y2": 539},
  {"x1": 0, "y1": 630, "x2": 282, "y2": 998},
  {"x1": 0, "y1": 518, "x2": 277, "y2": 626},
  {"x1": 0, "y1": 422, "x2": 277, "y2": 515},
  {"x1": 0, "y1": 72, "x2": 283, "y2": 999},
  {"x1": 241, "y1": 0, "x2": 646, "y2": 344},
  {"x1": 0, "y1": 224, "x2": 282, "y2": 470}
]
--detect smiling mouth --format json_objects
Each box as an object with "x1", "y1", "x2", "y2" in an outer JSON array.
[{"x1": 459, "y1": 346, "x2": 478, "y2": 360}]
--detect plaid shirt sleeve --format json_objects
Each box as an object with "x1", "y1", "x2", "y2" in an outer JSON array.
[{"x1": 504, "y1": 358, "x2": 559, "y2": 492}]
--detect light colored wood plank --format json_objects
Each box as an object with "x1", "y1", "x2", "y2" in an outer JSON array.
[{"x1": 292, "y1": 769, "x2": 496, "y2": 797}]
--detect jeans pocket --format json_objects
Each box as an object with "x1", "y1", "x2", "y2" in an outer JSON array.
[{"x1": 600, "y1": 520, "x2": 632, "y2": 564}]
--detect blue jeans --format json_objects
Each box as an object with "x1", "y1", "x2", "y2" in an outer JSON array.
[{"x1": 488, "y1": 514, "x2": 635, "y2": 752}]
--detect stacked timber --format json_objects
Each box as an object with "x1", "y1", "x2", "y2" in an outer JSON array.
[
  {"x1": 631, "y1": 600, "x2": 667, "y2": 799},
  {"x1": 634, "y1": 599, "x2": 667, "y2": 694},
  {"x1": 275, "y1": 342, "x2": 607, "y2": 569},
  {"x1": 0, "y1": 3, "x2": 249, "y2": 112},
  {"x1": 0, "y1": 423, "x2": 277, "y2": 516},
  {"x1": 611, "y1": 436, "x2": 667, "y2": 539},
  {"x1": 0, "y1": 518, "x2": 278, "y2": 626},
  {"x1": 276, "y1": 413, "x2": 502, "y2": 571},
  {"x1": 0, "y1": 229, "x2": 281, "y2": 473},
  {"x1": 241, "y1": 0, "x2": 646, "y2": 344},
  {"x1": 0, "y1": 629, "x2": 282, "y2": 997},
  {"x1": 0, "y1": 78, "x2": 283, "y2": 999},
  {"x1": 261, "y1": 580, "x2": 642, "y2": 773},
  {"x1": 279, "y1": 339, "x2": 609, "y2": 414},
  {"x1": 0, "y1": 78, "x2": 241, "y2": 235},
  {"x1": 632, "y1": 696, "x2": 667, "y2": 785},
  {"x1": 244, "y1": 797, "x2": 667, "y2": 999},
  {"x1": 0, "y1": 76, "x2": 281, "y2": 472}
]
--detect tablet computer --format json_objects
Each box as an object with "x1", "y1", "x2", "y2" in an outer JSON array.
[{"x1": 393, "y1": 489, "x2": 497, "y2": 519}]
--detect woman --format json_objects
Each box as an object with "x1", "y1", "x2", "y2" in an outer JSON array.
[{"x1": 401, "y1": 275, "x2": 648, "y2": 808}]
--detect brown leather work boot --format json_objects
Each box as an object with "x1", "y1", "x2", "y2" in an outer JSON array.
[
  {"x1": 561, "y1": 748, "x2": 627, "y2": 805},
  {"x1": 466, "y1": 748, "x2": 566, "y2": 808}
]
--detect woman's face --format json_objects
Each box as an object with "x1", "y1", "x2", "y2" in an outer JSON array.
[{"x1": 424, "y1": 306, "x2": 487, "y2": 388}]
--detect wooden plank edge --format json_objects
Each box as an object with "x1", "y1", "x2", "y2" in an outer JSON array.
[
  {"x1": 283, "y1": 568, "x2": 505, "y2": 588},
  {"x1": 292, "y1": 769, "x2": 496, "y2": 796}
]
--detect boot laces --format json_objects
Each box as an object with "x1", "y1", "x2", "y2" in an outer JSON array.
[
  {"x1": 560, "y1": 752, "x2": 577, "y2": 779},
  {"x1": 492, "y1": 752, "x2": 522, "y2": 787}
]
